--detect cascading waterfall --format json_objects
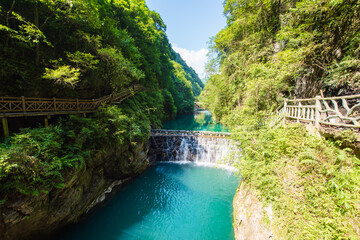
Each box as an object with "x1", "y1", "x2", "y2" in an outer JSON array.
[
  {"x1": 149, "y1": 133, "x2": 240, "y2": 166},
  {"x1": 176, "y1": 136, "x2": 234, "y2": 163}
]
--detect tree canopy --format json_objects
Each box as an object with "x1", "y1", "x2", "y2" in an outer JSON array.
[{"x1": 0, "y1": 0, "x2": 203, "y2": 118}]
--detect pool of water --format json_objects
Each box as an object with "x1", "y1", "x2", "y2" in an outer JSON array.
[
  {"x1": 162, "y1": 110, "x2": 229, "y2": 132},
  {"x1": 56, "y1": 163, "x2": 239, "y2": 240}
]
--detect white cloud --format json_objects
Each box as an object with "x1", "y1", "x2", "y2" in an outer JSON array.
[{"x1": 172, "y1": 45, "x2": 208, "y2": 80}]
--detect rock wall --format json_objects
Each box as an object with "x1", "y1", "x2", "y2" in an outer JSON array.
[
  {"x1": 0, "y1": 142, "x2": 149, "y2": 240},
  {"x1": 233, "y1": 183, "x2": 274, "y2": 240}
]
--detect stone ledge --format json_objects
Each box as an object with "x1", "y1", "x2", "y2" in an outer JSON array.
[{"x1": 233, "y1": 183, "x2": 274, "y2": 240}]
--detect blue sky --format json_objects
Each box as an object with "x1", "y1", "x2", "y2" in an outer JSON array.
[{"x1": 145, "y1": 0, "x2": 226, "y2": 79}]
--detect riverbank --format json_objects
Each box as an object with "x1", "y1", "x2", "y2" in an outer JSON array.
[
  {"x1": 231, "y1": 122, "x2": 360, "y2": 239},
  {"x1": 0, "y1": 105, "x2": 153, "y2": 240},
  {"x1": 0, "y1": 142, "x2": 149, "y2": 240},
  {"x1": 233, "y1": 183, "x2": 273, "y2": 240}
]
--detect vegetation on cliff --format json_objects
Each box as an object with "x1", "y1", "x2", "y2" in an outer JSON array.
[
  {"x1": 231, "y1": 122, "x2": 360, "y2": 239},
  {"x1": 0, "y1": 97, "x2": 152, "y2": 195},
  {"x1": 199, "y1": 0, "x2": 360, "y2": 238}
]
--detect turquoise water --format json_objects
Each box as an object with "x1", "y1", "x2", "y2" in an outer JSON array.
[
  {"x1": 56, "y1": 163, "x2": 239, "y2": 240},
  {"x1": 162, "y1": 110, "x2": 229, "y2": 132}
]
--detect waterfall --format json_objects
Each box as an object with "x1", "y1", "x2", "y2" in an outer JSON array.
[{"x1": 149, "y1": 134, "x2": 240, "y2": 166}]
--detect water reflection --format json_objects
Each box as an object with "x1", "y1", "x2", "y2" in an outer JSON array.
[
  {"x1": 162, "y1": 110, "x2": 229, "y2": 132},
  {"x1": 194, "y1": 110, "x2": 208, "y2": 125}
]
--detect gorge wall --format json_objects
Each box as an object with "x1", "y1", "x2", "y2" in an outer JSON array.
[
  {"x1": 0, "y1": 141, "x2": 149, "y2": 240},
  {"x1": 233, "y1": 183, "x2": 274, "y2": 240}
]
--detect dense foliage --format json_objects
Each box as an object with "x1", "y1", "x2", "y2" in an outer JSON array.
[
  {"x1": 233, "y1": 122, "x2": 360, "y2": 239},
  {"x1": 171, "y1": 50, "x2": 205, "y2": 97},
  {"x1": 0, "y1": 0, "x2": 203, "y2": 116},
  {"x1": 0, "y1": 96, "x2": 153, "y2": 195},
  {"x1": 199, "y1": 0, "x2": 360, "y2": 238}
]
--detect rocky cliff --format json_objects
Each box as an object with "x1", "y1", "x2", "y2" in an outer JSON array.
[
  {"x1": 0, "y1": 142, "x2": 149, "y2": 240},
  {"x1": 233, "y1": 183, "x2": 274, "y2": 240}
]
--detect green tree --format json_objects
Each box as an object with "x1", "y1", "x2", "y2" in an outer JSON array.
[{"x1": 0, "y1": 0, "x2": 202, "y2": 117}]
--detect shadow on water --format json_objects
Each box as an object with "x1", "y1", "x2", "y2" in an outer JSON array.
[{"x1": 162, "y1": 110, "x2": 229, "y2": 132}]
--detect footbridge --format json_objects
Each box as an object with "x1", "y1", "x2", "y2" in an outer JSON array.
[
  {"x1": 0, "y1": 85, "x2": 143, "y2": 136},
  {"x1": 151, "y1": 129, "x2": 231, "y2": 138},
  {"x1": 0, "y1": 85, "x2": 143, "y2": 118}
]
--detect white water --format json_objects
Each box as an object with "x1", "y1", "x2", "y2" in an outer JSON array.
[
  {"x1": 158, "y1": 161, "x2": 237, "y2": 172},
  {"x1": 157, "y1": 135, "x2": 240, "y2": 169}
]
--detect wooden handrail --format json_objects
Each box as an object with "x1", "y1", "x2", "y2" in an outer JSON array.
[
  {"x1": 0, "y1": 85, "x2": 143, "y2": 117},
  {"x1": 285, "y1": 98, "x2": 316, "y2": 102},
  {"x1": 283, "y1": 94, "x2": 360, "y2": 129}
]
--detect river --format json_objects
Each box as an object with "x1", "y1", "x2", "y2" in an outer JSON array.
[
  {"x1": 55, "y1": 112, "x2": 239, "y2": 240},
  {"x1": 162, "y1": 110, "x2": 229, "y2": 132},
  {"x1": 56, "y1": 163, "x2": 238, "y2": 240}
]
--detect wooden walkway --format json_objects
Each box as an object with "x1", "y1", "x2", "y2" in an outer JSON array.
[
  {"x1": 0, "y1": 85, "x2": 142, "y2": 118},
  {"x1": 0, "y1": 85, "x2": 143, "y2": 136}
]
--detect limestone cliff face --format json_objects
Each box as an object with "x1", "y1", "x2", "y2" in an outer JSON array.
[
  {"x1": 233, "y1": 183, "x2": 274, "y2": 240},
  {"x1": 0, "y1": 142, "x2": 149, "y2": 240}
]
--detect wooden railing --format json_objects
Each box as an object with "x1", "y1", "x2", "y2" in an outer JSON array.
[
  {"x1": 0, "y1": 85, "x2": 143, "y2": 117},
  {"x1": 284, "y1": 94, "x2": 360, "y2": 129},
  {"x1": 151, "y1": 129, "x2": 231, "y2": 138}
]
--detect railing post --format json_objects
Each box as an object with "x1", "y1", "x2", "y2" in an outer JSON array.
[
  {"x1": 2, "y1": 118, "x2": 9, "y2": 137},
  {"x1": 44, "y1": 116, "x2": 49, "y2": 128},
  {"x1": 301, "y1": 102, "x2": 305, "y2": 120},
  {"x1": 315, "y1": 96, "x2": 321, "y2": 129},
  {"x1": 53, "y1": 98, "x2": 57, "y2": 112},
  {"x1": 76, "y1": 99, "x2": 79, "y2": 112},
  {"x1": 21, "y1": 96, "x2": 26, "y2": 113}
]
